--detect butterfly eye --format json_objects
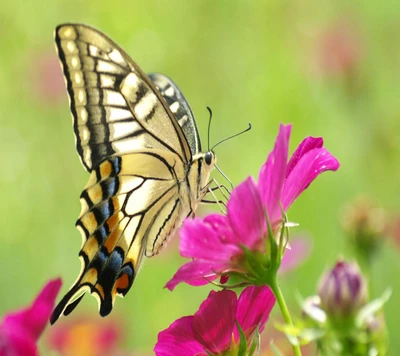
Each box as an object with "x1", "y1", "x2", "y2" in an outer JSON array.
[{"x1": 205, "y1": 152, "x2": 213, "y2": 165}]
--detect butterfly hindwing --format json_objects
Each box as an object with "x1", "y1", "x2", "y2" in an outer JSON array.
[
  {"x1": 51, "y1": 149, "x2": 188, "y2": 320},
  {"x1": 55, "y1": 24, "x2": 191, "y2": 170}
]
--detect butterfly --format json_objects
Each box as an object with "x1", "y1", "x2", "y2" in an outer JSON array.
[{"x1": 50, "y1": 23, "x2": 217, "y2": 324}]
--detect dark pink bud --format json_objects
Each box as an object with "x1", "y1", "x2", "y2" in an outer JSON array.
[{"x1": 318, "y1": 260, "x2": 368, "y2": 320}]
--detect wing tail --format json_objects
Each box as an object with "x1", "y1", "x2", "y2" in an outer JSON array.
[
  {"x1": 50, "y1": 253, "x2": 136, "y2": 324},
  {"x1": 50, "y1": 282, "x2": 88, "y2": 324}
]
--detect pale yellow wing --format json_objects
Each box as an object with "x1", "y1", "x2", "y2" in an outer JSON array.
[
  {"x1": 55, "y1": 23, "x2": 192, "y2": 171},
  {"x1": 50, "y1": 150, "x2": 188, "y2": 323}
]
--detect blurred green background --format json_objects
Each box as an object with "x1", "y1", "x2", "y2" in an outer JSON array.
[{"x1": 0, "y1": 0, "x2": 399, "y2": 355}]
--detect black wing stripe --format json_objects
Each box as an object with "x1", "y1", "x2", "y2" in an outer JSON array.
[{"x1": 151, "y1": 197, "x2": 180, "y2": 252}]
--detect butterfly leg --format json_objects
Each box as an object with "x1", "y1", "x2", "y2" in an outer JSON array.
[
  {"x1": 201, "y1": 178, "x2": 231, "y2": 214},
  {"x1": 203, "y1": 191, "x2": 226, "y2": 214},
  {"x1": 205, "y1": 178, "x2": 231, "y2": 200},
  {"x1": 207, "y1": 184, "x2": 231, "y2": 200}
]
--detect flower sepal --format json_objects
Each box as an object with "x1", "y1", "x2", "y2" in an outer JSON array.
[
  {"x1": 236, "y1": 320, "x2": 248, "y2": 356},
  {"x1": 212, "y1": 216, "x2": 290, "y2": 290},
  {"x1": 239, "y1": 246, "x2": 270, "y2": 285},
  {"x1": 355, "y1": 288, "x2": 391, "y2": 328},
  {"x1": 246, "y1": 325, "x2": 261, "y2": 356}
]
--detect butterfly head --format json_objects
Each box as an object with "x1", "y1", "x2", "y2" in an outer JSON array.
[
  {"x1": 192, "y1": 150, "x2": 216, "y2": 193},
  {"x1": 204, "y1": 151, "x2": 216, "y2": 166}
]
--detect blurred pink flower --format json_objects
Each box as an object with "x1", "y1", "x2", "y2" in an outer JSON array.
[
  {"x1": 315, "y1": 21, "x2": 362, "y2": 78},
  {"x1": 0, "y1": 278, "x2": 62, "y2": 356},
  {"x1": 279, "y1": 237, "x2": 312, "y2": 274},
  {"x1": 341, "y1": 196, "x2": 386, "y2": 262},
  {"x1": 47, "y1": 316, "x2": 123, "y2": 356},
  {"x1": 154, "y1": 286, "x2": 275, "y2": 355},
  {"x1": 385, "y1": 214, "x2": 400, "y2": 250},
  {"x1": 30, "y1": 50, "x2": 65, "y2": 104},
  {"x1": 166, "y1": 124, "x2": 339, "y2": 290}
]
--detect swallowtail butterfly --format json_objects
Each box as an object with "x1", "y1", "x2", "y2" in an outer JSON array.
[{"x1": 50, "y1": 24, "x2": 216, "y2": 323}]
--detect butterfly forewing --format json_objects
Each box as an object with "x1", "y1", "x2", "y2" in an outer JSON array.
[{"x1": 55, "y1": 24, "x2": 191, "y2": 170}]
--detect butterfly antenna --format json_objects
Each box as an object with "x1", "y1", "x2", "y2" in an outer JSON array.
[
  {"x1": 211, "y1": 123, "x2": 252, "y2": 151},
  {"x1": 216, "y1": 164, "x2": 234, "y2": 190},
  {"x1": 206, "y1": 106, "x2": 213, "y2": 151}
]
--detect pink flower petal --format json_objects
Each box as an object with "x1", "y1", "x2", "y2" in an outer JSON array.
[
  {"x1": 154, "y1": 316, "x2": 206, "y2": 356},
  {"x1": 0, "y1": 278, "x2": 62, "y2": 356},
  {"x1": 286, "y1": 137, "x2": 324, "y2": 177},
  {"x1": 227, "y1": 177, "x2": 266, "y2": 248},
  {"x1": 234, "y1": 286, "x2": 276, "y2": 341},
  {"x1": 22, "y1": 278, "x2": 62, "y2": 339},
  {"x1": 282, "y1": 148, "x2": 340, "y2": 210},
  {"x1": 258, "y1": 124, "x2": 291, "y2": 224},
  {"x1": 180, "y1": 219, "x2": 241, "y2": 260},
  {"x1": 0, "y1": 326, "x2": 37, "y2": 356},
  {"x1": 192, "y1": 290, "x2": 237, "y2": 353},
  {"x1": 165, "y1": 260, "x2": 226, "y2": 291},
  {"x1": 204, "y1": 214, "x2": 238, "y2": 245}
]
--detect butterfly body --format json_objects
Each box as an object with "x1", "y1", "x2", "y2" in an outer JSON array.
[{"x1": 50, "y1": 24, "x2": 215, "y2": 323}]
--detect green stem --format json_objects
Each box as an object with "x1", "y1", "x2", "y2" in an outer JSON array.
[{"x1": 269, "y1": 276, "x2": 302, "y2": 356}]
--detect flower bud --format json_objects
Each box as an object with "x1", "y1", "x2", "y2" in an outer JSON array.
[
  {"x1": 318, "y1": 260, "x2": 368, "y2": 321},
  {"x1": 341, "y1": 196, "x2": 385, "y2": 262}
]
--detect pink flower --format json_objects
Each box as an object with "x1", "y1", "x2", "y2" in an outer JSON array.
[
  {"x1": 0, "y1": 278, "x2": 62, "y2": 356},
  {"x1": 154, "y1": 286, "x2": 275, "y2": 355},
  {"x1": 166, "y1": 124, "x2": 339, "y2": 290},
  {"x1": 279, "y1": 237, "x2": 312, "y2": 274},
  {"x1": 30, "y1": 50, "x2": 66, "y2": 105},
  {"x1": 315, "y1": 21, "x2": 362, "y2": 78}
]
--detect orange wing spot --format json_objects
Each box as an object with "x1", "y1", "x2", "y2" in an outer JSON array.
[
  {"x1": 82, "y1": 236, "x2": 101, "y2": 260},
  {"x1": 80, "y1": 211, "x2": 98, "y2": 235},
  {"x1": 116, "y1": 273, "x2": 130, "y2": 291},
  {"x1": 99, "y1": 160, "x2": 112, "y2": 180},
  {"x1": 87, "y1": 183, "x2": 103, "y2": 205}
]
